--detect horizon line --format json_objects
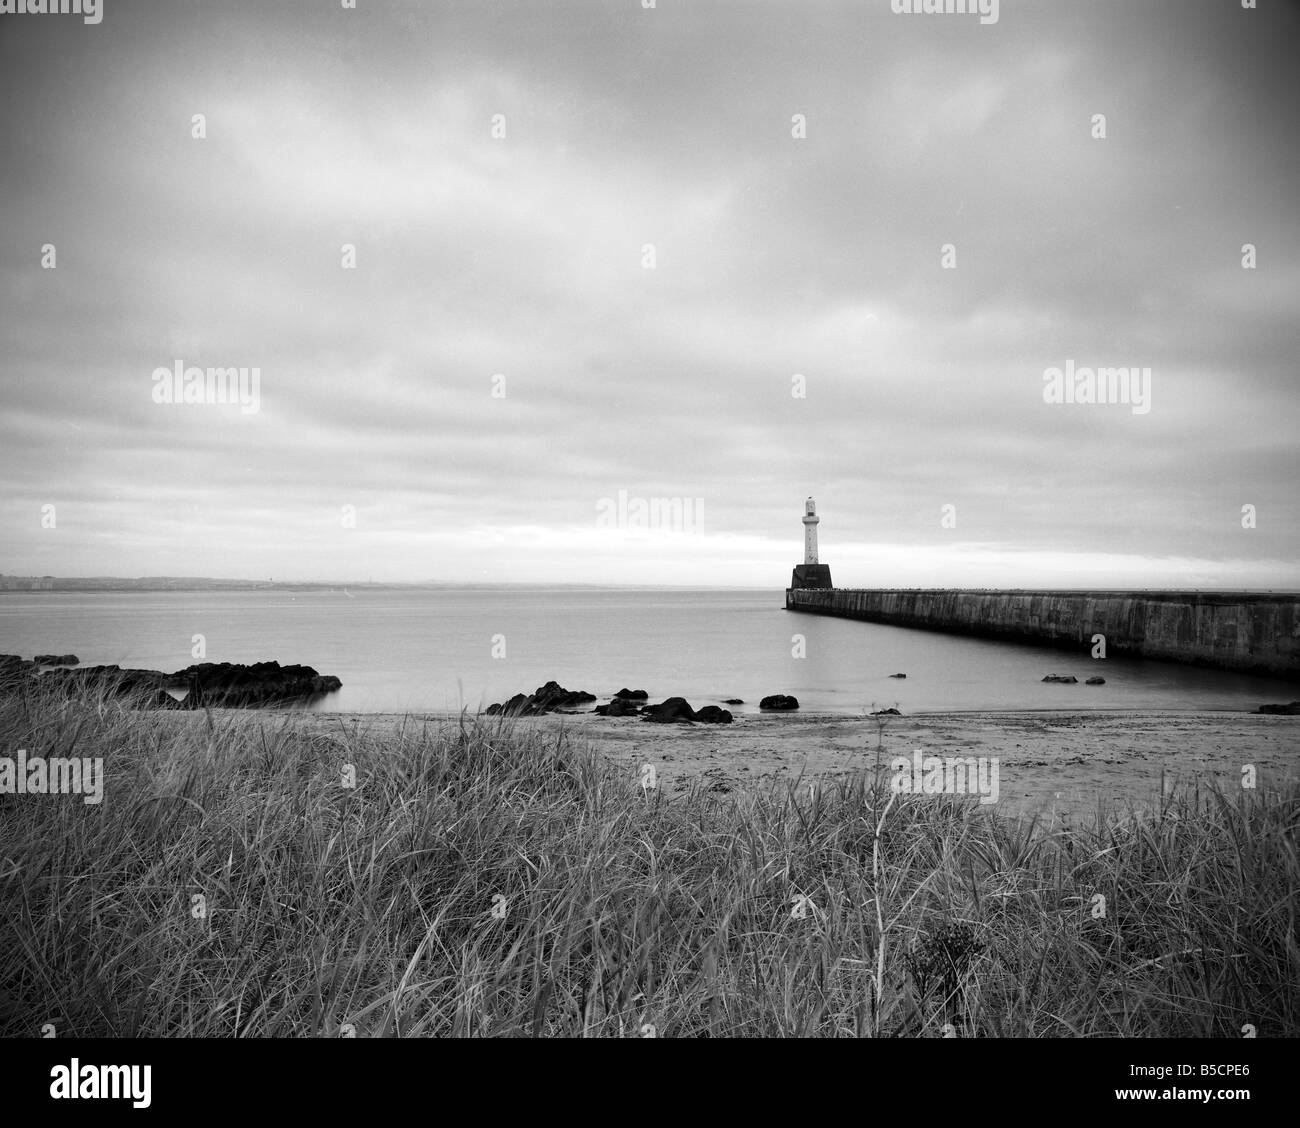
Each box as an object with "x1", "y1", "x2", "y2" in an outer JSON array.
[{"x1": 1, "y1": 575, "x2": 1297, "y2": 595}]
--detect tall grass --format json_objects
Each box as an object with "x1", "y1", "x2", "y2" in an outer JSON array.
[{"x1": 1, "y1": 679, "x2": 1296, "y2": 1037}]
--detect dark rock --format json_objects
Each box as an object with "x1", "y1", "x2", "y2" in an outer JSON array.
[
  {"x1": 1041, "y1": 675, "x2": 1078, "y2": 684},
  {"x1": 1085, "y1": 676, "x2": 1106, "y2": 685},
  {"x1": 871, "y1": 708, "x2": 901, "y2": 716},
  {"x1": 485, "y1": 681, "x2": 595, "y2": 717},
  {"x1": 613, "y1": 688, "x2": 648, "y2": 700},
  {"x1": 163, "y1": 661, "x2": 343, "y2": 707},
  {"x1": 34, "y1": 654, "x2": 79, "y2": 666},
  {"x1": 723, "y1": 698, "x2": 744, "y2": 705},
  {"x1": 529, "y1": 680, "x2": 596, "y2": 712},
  {"x1": 1257, "y1": 701, "x2": 1300, "y2": 715},
  {"x1": 27, "y1": 660, "x2": 341, "y2": 709},
  {"x1": 889, "y1": 673, "x2": 907, "y2": 679},
  {"x1": 759, "y1": 694, "x2": 799, "y2": 711},
  {"x1": 594, "y1": 697, "x2": 642, "y2": 717},
  {"x1": 0, "y1": 654, "x2": 37, "y2": 681},
  {"x1": 641, "y1": 697, "x2": 698, "y2": 724},
  {"x1": 488, "y1": 692, "x2": 533, "y2": 717},
  {"x1": 693, "y1": 705, "x2": 733, "y2": 724},
  {"x1": 37, "y1": 664, "x2": 173, "y2": 706}
]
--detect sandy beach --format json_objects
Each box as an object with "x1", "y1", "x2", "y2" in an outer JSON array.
[{"x1": 294, "y1": 708, "x2": 1300, "y2": 824}]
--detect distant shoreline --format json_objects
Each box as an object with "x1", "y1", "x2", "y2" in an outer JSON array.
[
  {"x1": 3, "y1": 579, "x2": 1298, "y2": 595},
  {"x1": 0, "y1": 582, "x2": 773, "y2": 595}
]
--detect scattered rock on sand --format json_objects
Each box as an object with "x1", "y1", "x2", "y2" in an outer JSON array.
[
  {"x1": 633, "y1": 698, "x2": 734, "y2": 724},
  {"x1": 642, "y1": 697, "x2": 699, "y2": 724},
  {"x1": 760, "y1": 694, "x2": 799, "y2": 711},
  {"x1": 1086, "y1": 676, "x2": 1106, "y2": 685},
  {"x1": 485, "y1": 680, "x2": 596, "y2": 717},
  {"x1": 871, "y1": 707, "x2": 902, "y2": 715},
  {"x1": 1041, "y1": 675, "x2": 1078, "y2": 684}
]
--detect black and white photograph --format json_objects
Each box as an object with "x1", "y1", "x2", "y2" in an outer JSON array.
[{"x1": 0, "y1": 0, "x2": 1296, "y2": 1092}]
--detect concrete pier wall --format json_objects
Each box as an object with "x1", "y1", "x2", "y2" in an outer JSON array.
[{"x1": 784, "y1": 589, "x2": 1300, "y2": 681}]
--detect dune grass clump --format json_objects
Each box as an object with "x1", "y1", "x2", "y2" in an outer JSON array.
[{"x1": 0, "y1": 677, "x2": 1295, "y2": 1037}]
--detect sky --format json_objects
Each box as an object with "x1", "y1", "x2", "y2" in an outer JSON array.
[{"x1": 1, "y1": 0, "x2": 1297, "y2": 588}]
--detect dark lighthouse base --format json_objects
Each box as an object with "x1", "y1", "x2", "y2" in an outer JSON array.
[{"x1": 789, "y1": 564, "x2": 833, "y2": 590}]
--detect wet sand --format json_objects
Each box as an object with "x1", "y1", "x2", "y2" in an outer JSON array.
[{"x1": 299, "y1": 708, "x2": 1300, "y2": 824}]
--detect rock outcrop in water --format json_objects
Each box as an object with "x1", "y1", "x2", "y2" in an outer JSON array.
[
  {"x1": 759, "y1": 694, "x2": 799, "y2": 711},
  {"x1": 594, "y1": 697, "x2": 643, "y2": 717},
  {"x1": 614, "y1": 688, "x2": 648, "y2": 700},
  {"x1": 34, "y1": 653, "x2": 79, "y2": 666},
  {"x1": 24, "y1": 664, "x2": 175, "y2": 706},
  {"x1": 0, "y1": 655, "x2": 37, "y2": 681},
  {"x1": 2, "y1": 657, "x2": 342, "y2": 708},
  {"x1": 1257, "y1": 701, "x2": 1300, "y2": 715},
  {"x1": 488, "y1": 693, "x2": 532, "y2": 717},
  {"x1": 164, "y1": 662, "x2": 342, "y2": 707}
]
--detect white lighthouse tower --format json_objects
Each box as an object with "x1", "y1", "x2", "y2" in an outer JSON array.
[
  {"x1": 789, "y1": 497, "x2": 833, "y2": 591},
  {"x1": 803, "y1": 497, "x2": 820, "y2": 565}
]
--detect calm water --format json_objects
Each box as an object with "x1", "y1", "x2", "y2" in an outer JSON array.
[{"x1": 0, "y1": 588, "x2": 1294, "y2": 715}]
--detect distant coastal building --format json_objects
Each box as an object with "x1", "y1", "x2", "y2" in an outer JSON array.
[
  {"x1": 0, "y1": 575, "x2": 55, "y2": 591},
  {"x1": 789, "y1": 498, "x2": 833, "y2": 590}
]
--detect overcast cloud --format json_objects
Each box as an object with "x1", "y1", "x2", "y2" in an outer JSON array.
[{"x1": 1, "y1": 0, "x2": 1297, "y2": 587}]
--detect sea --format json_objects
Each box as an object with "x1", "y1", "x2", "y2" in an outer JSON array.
[{"x1": 0, "y1": 588, "x2": 1294, "y2": 715}]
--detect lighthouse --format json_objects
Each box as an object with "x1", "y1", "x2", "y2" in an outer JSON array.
[
  {"x1": 803, "y1": 497, "x2": 820, "y2": 564},
  {"x1": 789, "y1": 497, "x2": 833, "y2": 590}
]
